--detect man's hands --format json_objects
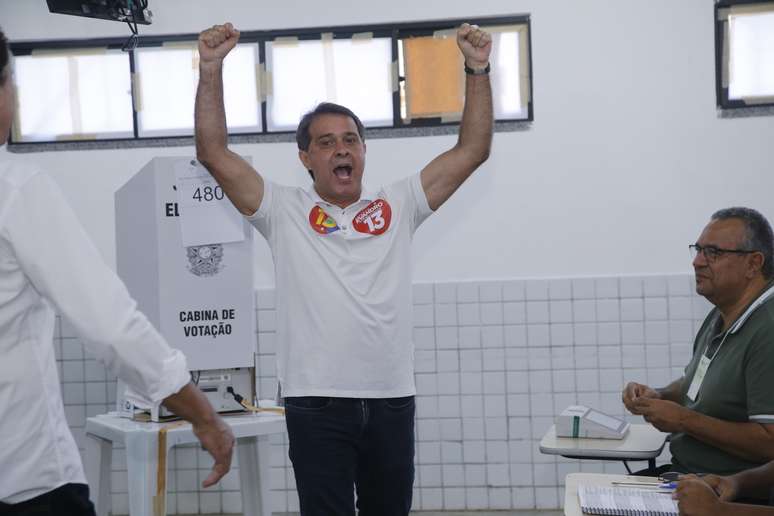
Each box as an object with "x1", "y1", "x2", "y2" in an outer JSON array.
[
  {"x1": 192, "y1": 415, "x2": 236, "y2": 488},
  {"x1": 675, "y1": 475, "x2": 737, "y2": 516},
  {"x1": 161, "y1": 383, "x2": 235, "y2": 488},
  {"x1": 696, "y1": 474, "x2": 741, "y2": 502},
  {"x1": 622, "y1": 381, "x2": 661, "y2": 414},
  {"x1": 622, "y1": 381, "x2": 693, "y2": 433},
  {"x1": 633, "y1": 398, "x2": 692, "y2": 432},
  {"x1": 198, "y1": 23, "x2": 240, "y2": 64},
  {"x1": 456, "y1": 23, "x2": 492, "y2": 69}
]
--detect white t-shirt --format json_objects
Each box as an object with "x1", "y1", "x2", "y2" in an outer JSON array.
[
  {"x1": 0, "y1": 162, "x2": 189, "y2": 503},
  {"x1": 247, "y1": 173, "x2": 432, "y2": 398}
]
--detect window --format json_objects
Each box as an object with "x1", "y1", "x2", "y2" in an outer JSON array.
[
  {"x1": 398, "y1": 23, "x2": 531, "y2": 123},
  {"x1": 715, "y1": 1, "x2": 774, "y2": 109},
  {"x1": 135, "y1": 43, "x2": 261, "y2": 137},
  {"x1": 13, "y1": 49, "x2": 133, "y2": 142},
  {"x1": 400, "y1": 32, "x2": 464, "y2": 122},
  {"x1": 8, "y1": 15, "x2": 533, "y2": 148},
  {"x1": 266, "y1": 35, "x2": 394, "y2": 131}
]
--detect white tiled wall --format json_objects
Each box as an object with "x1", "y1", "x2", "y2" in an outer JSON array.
[{"x1": 55, "y1": 273, "x2": 710, "y2": 514}]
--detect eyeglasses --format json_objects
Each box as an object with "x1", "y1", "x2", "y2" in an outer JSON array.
[{"x1": 689, "y1": 244, "x2": 757, "y2": 263}]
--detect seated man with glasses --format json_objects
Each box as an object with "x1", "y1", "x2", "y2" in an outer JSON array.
[{"x1": 621, "y1": 207, "x2": 774, "y2": 481}]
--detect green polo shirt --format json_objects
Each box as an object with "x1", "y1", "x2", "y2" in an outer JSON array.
[{"x1": 670, "y1": 283, "x2": 774, "y2": 475}]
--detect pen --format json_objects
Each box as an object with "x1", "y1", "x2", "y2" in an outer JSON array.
[
  {"x1": 611, "y1": 481, "x2": 674, "y2": 488},
  {"x1": 610, "y1": 481, "x2": 676, "y2": 490},
  {"x1": 663, "y1": 472, "x2": 721, "y2": 496}
]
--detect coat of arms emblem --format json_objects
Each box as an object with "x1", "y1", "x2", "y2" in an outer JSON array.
[{"x1": 186, "y1": 244, "x2": 223, "y2": 276}]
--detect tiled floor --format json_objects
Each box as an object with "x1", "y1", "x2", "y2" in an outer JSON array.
[
  {"x1": 200, "y1": 512, "x2": 564, "y2": 516},
  {"x1": 414, "y1": 513, "x2": 563, "y2": 516}
]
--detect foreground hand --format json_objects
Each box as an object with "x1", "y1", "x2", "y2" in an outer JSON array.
[
  {"x1": 633, "y1": 398, "x2": 688, "y2": 433},
  {"x1": 456, "y1": 23, "x2": 492, "y2": 69},
  {"x1": 198, "y1": 22, "x2": 240, "y2": 63},
  {"x1": 193, "y1": 415, "x2": 235, "y2": 487},
  {"x1": 622, "y1": 381, "x2": 661, "y2": 414},
  {"x1": 674, "y1": 476, "x2": 725, "y2": 516},
  {"x1": 694, "y1": 474, "x2": 739, "y2": 502}
]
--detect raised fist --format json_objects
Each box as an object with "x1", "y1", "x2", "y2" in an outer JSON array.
[
  {"x1": 457, "y1": 23, "x2": 492, "y2": 70},
  {"x1": 198, "y1": 22, "x2": 240, "y2": 64}
]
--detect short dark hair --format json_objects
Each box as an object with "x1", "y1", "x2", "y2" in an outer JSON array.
[
  {"x1": 0, "y1": 29, "x2": 9, "y2": 84},
  {"x1": 712, "y1": 206, "x2": 774, "y2": 279},
  {"x1": 296, "y1": 102, "x2": 365, "y2": 179}
]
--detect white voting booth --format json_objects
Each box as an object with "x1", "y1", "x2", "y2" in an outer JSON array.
[{"x1": 115, "y1": 157, "x2": 256, "y2": 420}]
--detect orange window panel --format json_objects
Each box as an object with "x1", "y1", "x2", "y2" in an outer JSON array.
[{"x1": 403, "y1": 36, "x2": 464, "y2": 119}]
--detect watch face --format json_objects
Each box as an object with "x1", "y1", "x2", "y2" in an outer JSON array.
[{"x1": 464, "y1": 62, "x2": 491, "y2": 75}]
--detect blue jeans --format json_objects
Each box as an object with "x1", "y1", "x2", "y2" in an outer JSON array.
[{"x1": 284, "y1": 396, "x2": 415, "y2": 516}]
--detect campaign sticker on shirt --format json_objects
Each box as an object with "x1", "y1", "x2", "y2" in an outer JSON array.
[
  {"x1": 352, "y1": 199, "x2": 392, "y2": 235},
  {"x1": 309, "y1": 205, "x2": 340, "y2": 234}
]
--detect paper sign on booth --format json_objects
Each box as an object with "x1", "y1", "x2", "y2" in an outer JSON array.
[{"x1": 174, "y1": 160, "x2": 245, "y2": 247}]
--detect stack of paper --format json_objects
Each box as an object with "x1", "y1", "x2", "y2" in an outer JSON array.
[{"x1": 578, "y1": 484, "x2": 678, "y2": 515}]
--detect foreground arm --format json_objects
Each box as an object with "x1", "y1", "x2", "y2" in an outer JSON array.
[
  {"x1": 5, "y1": 172, "x2": 234, "y2": 487},
  {"x1": 162, "y1": 384, "x2": 235, "y2": 487},
  {"x1": 706, "y1": 460, "x2": 774, "y2": 501},
  {"x1": 195, "y1": 22, "x2": 264, "y2": 215},
  {"x1": 420, "y1": 23, "x2": 493, "y2": 211},
  {"x1": 675, "y1": 476, "x2": 774, "y2": 516}
]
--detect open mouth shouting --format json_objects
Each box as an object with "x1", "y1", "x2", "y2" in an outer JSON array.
[{"x1": 333, "y1": 164, "x2": 353, "y2": 180}]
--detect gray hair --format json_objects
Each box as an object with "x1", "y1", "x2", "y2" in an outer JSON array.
[{"x1": 712, "y1": 207, "x2": 774, "y2": 279}]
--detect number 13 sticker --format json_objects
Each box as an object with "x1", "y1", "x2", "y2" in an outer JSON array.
[{"x1": 352, "y1": 199, "x2": 392, "y2": 235}]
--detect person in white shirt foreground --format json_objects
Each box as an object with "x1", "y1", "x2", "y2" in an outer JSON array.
[{"x1": 0, "y1": 28, "x2": 234, "y2": 515}]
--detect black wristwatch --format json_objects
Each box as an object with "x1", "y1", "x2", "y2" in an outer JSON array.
[{"x1": 464, "y1": 62, "x2": 490, "y2": 75}]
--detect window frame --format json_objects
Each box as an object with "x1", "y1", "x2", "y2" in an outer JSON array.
[
  {"x1": 8, "y1": 15, "x2": 533, "y2": 149},
  {"x1": 715, "y1": 0, "x2": 774, "y2": 110},
  {"x1": 263, "y1": 29, "x2": 396, "y2": 132}
]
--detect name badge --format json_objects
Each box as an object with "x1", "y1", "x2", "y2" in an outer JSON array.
[{"x1": 687, "y1": 355, "x2": 711, "y2": 402}]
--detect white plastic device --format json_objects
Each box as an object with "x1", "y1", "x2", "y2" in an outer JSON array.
[{"x1": 555, "y1": 405, "x2": 630, "y2": 439}]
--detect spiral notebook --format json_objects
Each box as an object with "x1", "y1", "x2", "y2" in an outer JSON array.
[{"x1": 578, "y1": 485, "x2": 678, "y2": 515}]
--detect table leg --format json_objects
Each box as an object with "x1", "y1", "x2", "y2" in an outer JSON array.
[
  {"x1": 237, "y1": 435, "x2": 272, "y2": 516},
  {"x1": 126, "y1": 431, "x2": 164, "y2": 516},
  {"x1": 84, "y1": 433, "x2": 112, "y2": 516}
]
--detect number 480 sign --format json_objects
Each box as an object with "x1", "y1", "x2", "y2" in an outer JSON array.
[
  {"x1": 174, "y1": 159, "x2": 245, "y2": 247},
  {"x1": 192, "y1": 184, "x2": 225, "y2": 203}
]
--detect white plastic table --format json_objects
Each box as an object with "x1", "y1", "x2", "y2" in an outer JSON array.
[
  {"x1": 84, "y1": 411, "x2": 286, "y2": 516},
  {"x1": 540, "y1": 424, "x2": 669, "y2": 473}
]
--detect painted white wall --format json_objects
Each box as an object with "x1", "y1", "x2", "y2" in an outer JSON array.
[{"x1": 1, "y1": 0, "x2": 771, "y2": 287}]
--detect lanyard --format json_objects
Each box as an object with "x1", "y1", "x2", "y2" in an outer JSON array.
[
  {"x1": 704, "y1": 282, "x2": 774, "y2": 361},
  {"x1": 703, "y1": 328, "x2": 731, "y2": 362}
]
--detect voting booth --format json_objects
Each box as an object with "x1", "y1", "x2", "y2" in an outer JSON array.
[{"x1": 115, "y1": 157, "x2": 256, "y2": 420}]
